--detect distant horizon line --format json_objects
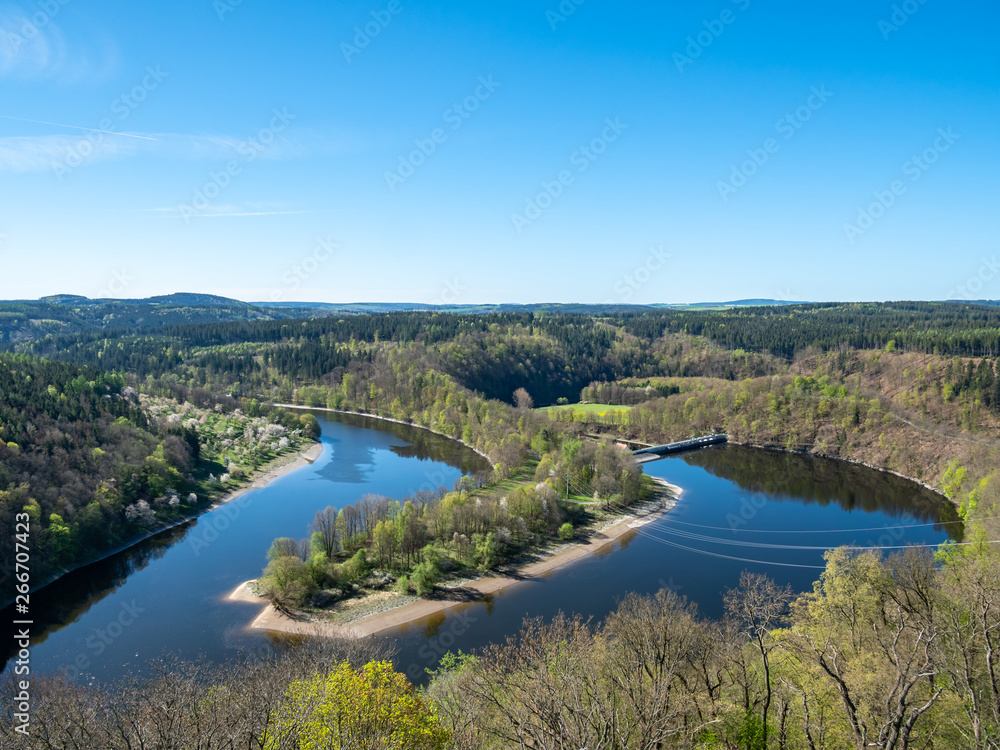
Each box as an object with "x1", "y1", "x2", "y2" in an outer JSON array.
[{"x1": 3, "y1": 293, "x2": 998, "y2": 308}]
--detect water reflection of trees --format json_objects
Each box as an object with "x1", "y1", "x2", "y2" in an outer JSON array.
[
  {"x1": 0, "y1": 522, "x2": 193, "y2": 674},
  {"x1": 1, "y1": 414, "x2": 489, "y2": 680},
  {"x1": 327, "y1": 411, "x2": 489, "y2": 476},
  {"x1": 682, "y1": 446, "x2": 963, "y2": 539}
]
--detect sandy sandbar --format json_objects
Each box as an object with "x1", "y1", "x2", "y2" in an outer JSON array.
[{"x1": 228, "y1": 477, "x2": 681, "y2": 639}]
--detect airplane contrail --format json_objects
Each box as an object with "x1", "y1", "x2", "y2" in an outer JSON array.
[{"x1": 0, "y1": 115, "x2": 159, "y2": 140}]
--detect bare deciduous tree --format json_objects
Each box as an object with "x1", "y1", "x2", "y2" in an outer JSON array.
[
  {"x1": 725, "y1": 571, "x2": 792, "y2": 749},
  {"x1": 2, "y1": 638, "x2": 395, "y2": 750},
  {"x1": 309, "y1": 505, "x2": 339, "y2": 558},
  {"x1": 512, "y1": 388, "x2": 533, "y2": 410}
]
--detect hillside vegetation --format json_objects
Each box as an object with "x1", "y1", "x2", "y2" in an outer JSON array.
[
  {"x1": 568, "y1": 348, "x2": 1000, "y2": 515},
  {"x1": 6, "y1": 303, "x2": 1000, "y2": 591},
  {"x1": 3, "y1": 301, "x2": 1000, "y2": 748},
  {"x1": 7, "y1": 535, "x2": 1000, "y2": 749},
  {"x1": 0, "y1": 354, "x2": 318, "y2": 596}
]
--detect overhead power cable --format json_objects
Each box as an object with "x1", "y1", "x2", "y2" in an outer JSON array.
[{"x1": 656, "y1": 515, "x2": 985, "y2": 535}]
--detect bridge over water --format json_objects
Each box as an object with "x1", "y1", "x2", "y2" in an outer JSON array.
[{"x1": 632, "y1": 434, "x2": 728, "y2": 462}]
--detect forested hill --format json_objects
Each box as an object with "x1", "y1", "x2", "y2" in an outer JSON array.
[
  {"x1": 615, "y1": 301, "x2": 1000, "y2": 357},
  {"x1": 0, "y1": 355, "x2": 160, "y2": 583},
  {"x1": 7, "y1": 299, "x2": 999, "y2": 361},
  {"x1": 0, "y1": 353, "x2": 318, "y2": 595},
  {"x1": 3, "y1": 302, "x2": 1000, "y2": 748},
  {"x1": 0, "y1": 296, "x2": 319, "y2": 345},
  {"x1": 7, "y1": 299, "x2": 996, "y2": 498},
  {"x1": 9, "y1": 301, "x2": 1000, "y2": 404},
  {"x1": 0, "y1": 295, "x2": 811, "y2": 347}
]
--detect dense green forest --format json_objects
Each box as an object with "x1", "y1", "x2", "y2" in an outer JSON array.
[
  {"x1": 0, "y1": 294, "x2": 320, "y2": 345},
  {"x1": 562, "y1": 348, "x2": 1000, "y2": 524},
  {"x1": 11, "y1": 302, "x2": 1000, "y2": 404},
  {"x1": 0, "y1": 354, "x2": 318, "y2": 596},
  {"x1": 3, "y1": 299, "x2": 1000, "y2": 747},
  {"x1": 615, "y1": 302, "x2": 1000, "y2": 357},
  {"x1": 5, "y1": 301, "x2": 1000, "y2": 597}
]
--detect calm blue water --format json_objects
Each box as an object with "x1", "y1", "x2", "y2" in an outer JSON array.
[
  {"x1": 2, "y1": 415, "x2": 959, "y2": 688},
  {"x1": 387, "y1": 445, "x2": 959, "y2": 684},
  {"x1": 1, "y1": 412, "x2": 483, "y2": 684}
]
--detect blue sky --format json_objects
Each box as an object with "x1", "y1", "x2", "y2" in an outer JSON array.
[{"x1": 0, "y1": 0, "x2": 997, "y2": 304}]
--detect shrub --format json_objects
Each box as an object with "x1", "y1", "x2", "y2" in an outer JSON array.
[
  {"x1": 342, "y1": 549, "x2": 370, "y2": 582},
  {"x1": 558, "y1": 522, "x2": 574, "y2": 541},
  {"x1": 261, "y1": 556, "x2": 315, "y2": 607},
  {"x1": 410, "y1": 561, "x2": 439, "y2": 596}
]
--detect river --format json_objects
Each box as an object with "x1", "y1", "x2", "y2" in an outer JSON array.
[
  {"x1": 387, "y1": 443, "x2": 960, "y2": 683},
  {"x1": 1, "y1": 413, "x2": 960, "y2": 687}
]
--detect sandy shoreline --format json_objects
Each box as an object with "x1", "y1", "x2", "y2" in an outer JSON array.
[
  {"x1": 228, "y1": 477, "x2": 681, "y2": 639},
  {"x1": 210, "y1": 441, "x2": 324, "y2": 510}
]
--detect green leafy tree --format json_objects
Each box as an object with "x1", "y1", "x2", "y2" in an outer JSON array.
[
  {"x1": 410, "y1": 556, "x2": 440, "y2": 596},
  {"x1": 47, "y1": 513, "x2": 74, "y2": 563},
  {"x1": 261, "y1": 556, "x2": 315, "y2": 607},
  {"x1": 473, "y1": 532, "x2": 500, "y2": 572},
  {"x1": 267, "y1": 537, "x2": 301, "y2": 561},
  {"x1": 373, "y1": 520, "x2": 398, "y2": 568},
  {"x1": 341, "y1": 549, "x2": 370, "y2": 582},
  {"x1": 264, "y1": 660, "x2": 449, "y2": 749}
]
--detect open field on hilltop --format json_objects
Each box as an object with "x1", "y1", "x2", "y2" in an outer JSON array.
[{"x1": 538, "y1": 403, "x2": 633, "y2": 417}]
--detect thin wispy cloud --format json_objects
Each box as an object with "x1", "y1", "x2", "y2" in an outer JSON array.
[
  {"x1": 143, "y1": 204, "x2": 318, "y2": 220},
  {"x1": 0, "y1": 128, "x2": 358, "y2": 172},
  {"x1": 0, "y1": 133, "x2": 138, "y2": 171},
  {"x1": 0, "y1": 5, "x2": 66, "y2": 79},
  {"x1": 0, "y1": 4, "x2": 116, "y2": 82},
  {"x1": 164, "y1": 209, "x2": 314, "y2": 219},
  {"x1": 0, "y1": 114, "x2": 158, "y2": 140}
]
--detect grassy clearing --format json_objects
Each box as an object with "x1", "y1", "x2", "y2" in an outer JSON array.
[{"x1": 539, "y1": 403, "x2": 633, "y2": 419}]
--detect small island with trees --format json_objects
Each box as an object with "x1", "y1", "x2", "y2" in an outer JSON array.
[{"x1": 250, "y1": 421, "x2": 672, "y2": 631}]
